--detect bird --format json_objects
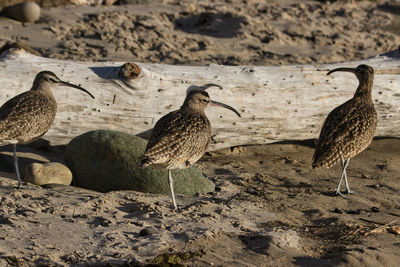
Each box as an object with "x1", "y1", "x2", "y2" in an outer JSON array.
[
  {"x1": 140, "y1": 89, "x2": 241, "y2": 210},
  {"x1": 0, "y1": 71, "x2": 95, "y2": 188},
  {"x1": 312, "y1": 64, "x2": 377, "y2": 197}
]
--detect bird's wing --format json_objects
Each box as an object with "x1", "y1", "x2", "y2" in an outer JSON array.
[
  {"x1": 0, "y1": 92, "x2": 57, "y2": 143},
  {"x1": 142, "y1": 110, "x2": 210, "y2": 166},
  {"x1": 313, "y1": 99, "x2": 377, "y2": 167}
]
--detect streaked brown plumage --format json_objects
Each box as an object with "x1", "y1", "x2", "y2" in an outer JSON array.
[
  {"x1": 0, "y1": 71, "x2": 95, "y2": 188},
  {"x1": 312, "y1": 64, "x2": 377, "y2": 196},
  {"x1": 140, "y1": 89, "x2": 241, "y2": 210}
]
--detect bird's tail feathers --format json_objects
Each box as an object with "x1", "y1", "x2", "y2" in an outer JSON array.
[
  {"x1": 312, "y1": 160, "x2": 322, "y2": 169},
  {"x1": 139, "y1": 157, "x2": 152, "y2": 168}
]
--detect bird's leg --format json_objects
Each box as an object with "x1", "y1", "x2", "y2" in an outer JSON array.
[
  {"x1": 13, "y1": 144, "x2": 22, "y2": 189},
  {"x1": 168, "y1": 169, "x2": 178, "y2": 210},
  {"x1": 342, "y1": 159, "x2": 355, "y2": 194},
  {"x1": 335, "y1": 158, "x2": 347, "y2": 197}
]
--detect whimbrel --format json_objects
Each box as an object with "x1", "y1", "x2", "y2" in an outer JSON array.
[
  {"x1": 0, "y1": 71, "x2": 95, "y2": 188},
  {"x1": 140, "y1": 89, "x2": 241, "y2": 210},
  {"x1": 312, "y1": 64, "x2": 377, "y2": 197}
]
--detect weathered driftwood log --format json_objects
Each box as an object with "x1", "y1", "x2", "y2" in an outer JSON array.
[{"x1": 0, "y1": 49, "x2": 399, "y2": 150}]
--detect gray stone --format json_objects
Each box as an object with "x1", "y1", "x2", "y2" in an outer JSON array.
[
  {"x1": 65, "y1": 130, "x2": 215, "y2": 195},
  {"x1": 1, "y1": 2, "x2": 40, "y2": 23},
  {"x1": 22, "y1": 162, "x2": 73, "y2": 186}
]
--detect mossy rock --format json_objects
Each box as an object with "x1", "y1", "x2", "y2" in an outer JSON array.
[{"x1": 65, "y1": 130, "x2": 215, "y2": 196}]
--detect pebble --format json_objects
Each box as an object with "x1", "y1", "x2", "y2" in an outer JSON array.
[
  {"x1": 1, "y1": 2, "x2": 40, "y2": 23},
  {"x1": 22, "y1": 162, "x2": 73, "y2": 186}
]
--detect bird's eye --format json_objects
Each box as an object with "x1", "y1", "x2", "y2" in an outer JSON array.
[
  {"x1": 47, "y1": 78, "x2": 56, "y2": 82},
  {"x1": 201, "y1": 99, "x2": 208, "y2": 103}
]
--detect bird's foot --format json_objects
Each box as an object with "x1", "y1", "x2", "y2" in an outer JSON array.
[
  {"x1": 335, "y1": 189, "x2": 357, "y2": 198},
  {"x1": 335, "y1": 189, "x2": 348, "y2": 198},
  {"x1": 16, "y1": 181, "x2": 25, "y2": 189},
  {"x1": 345, "y1": 189, "x2": 357, "y2": 195}
]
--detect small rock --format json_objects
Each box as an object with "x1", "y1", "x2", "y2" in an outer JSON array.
[
  {"x1": 22, "y1": 162, "x2": 73, "y2": 186},
  {"x1": 139, "y1": 228, "x2": 156, "y2": 236},
  {"x1": 0, "y1": 2, "x2": 40, "y2": 23}
]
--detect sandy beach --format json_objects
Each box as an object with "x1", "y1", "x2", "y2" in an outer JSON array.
[{"x1": 0, "y1": 0, "x2": 399, "y2": 266}]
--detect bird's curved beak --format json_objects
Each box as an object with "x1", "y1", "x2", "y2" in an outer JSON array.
[
  {"x1": 59, "y1": 81, "x2": 95, "y2": 99},
  {"x1": 202, "y1": 83, "x2": 223, "y2": 90},
  {"x1": 327, "y1": 67, "x2": 356, "y2": 75},
  {"x1": 210, "y1": 100, "x2": 241, "y2": 117}
]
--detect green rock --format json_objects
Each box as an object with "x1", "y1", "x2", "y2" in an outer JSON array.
[{"x1": 65, "y1": 130, "x2": 215, "y2": 196}]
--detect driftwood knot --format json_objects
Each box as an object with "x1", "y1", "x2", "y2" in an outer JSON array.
[{"x1": 119, "y1": 62, "x2": 141, "y2": 80}]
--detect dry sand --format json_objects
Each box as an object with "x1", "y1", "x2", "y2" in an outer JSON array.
[
  {"x1": 0, "y1": 0, "x2": 399, "y2": 65},
  {"x1": 0, "y1": 0, "x2": 399, "y2": 266}
]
